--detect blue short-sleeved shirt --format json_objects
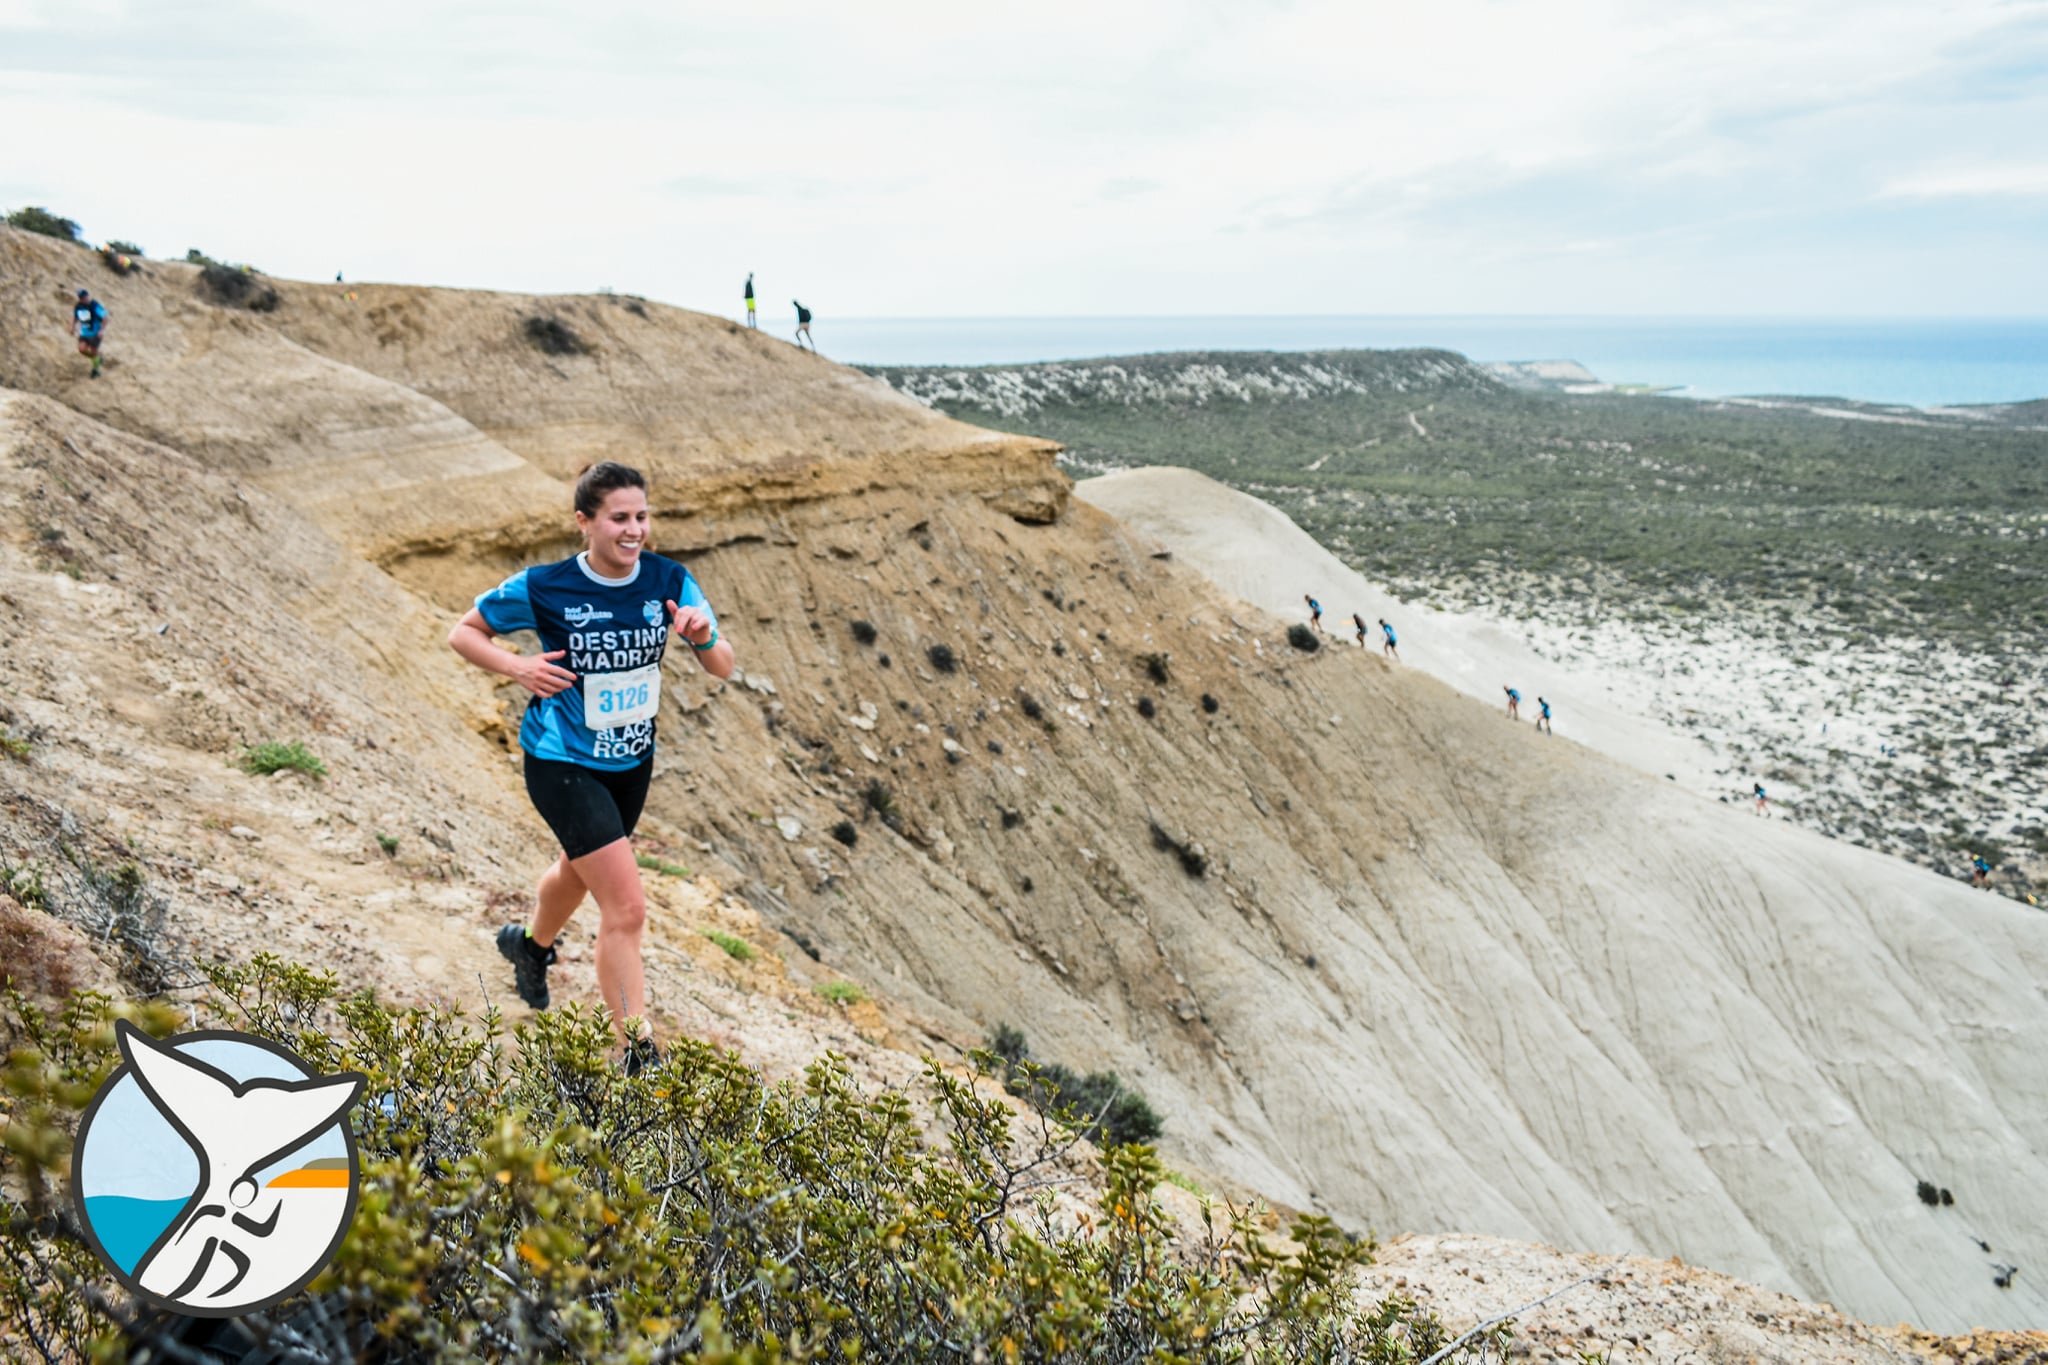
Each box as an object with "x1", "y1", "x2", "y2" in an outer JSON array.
[{"x1": 474, "y1": 551, "x2": 717, "y2": 771}]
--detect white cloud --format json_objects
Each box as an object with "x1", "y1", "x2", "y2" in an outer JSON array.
[
  {"x1": 3, "y1": 0, "x2": 2044, "y2": 315},
  {"x1": 1879, "y1": 164, "x2": 2048, "y2": 198}
]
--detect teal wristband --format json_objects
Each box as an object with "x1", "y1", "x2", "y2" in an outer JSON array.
[{"x1": 690, "y1": 624, "x2": 719, "y2": 653}]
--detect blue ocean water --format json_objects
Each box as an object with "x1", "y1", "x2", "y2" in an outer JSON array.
[
  {"x1": 818, "y1": 316, "x2": 2048, "y2": 409},
  {"x1": 85, "y1": 1194, "x2": 189, "y2": 1273}
]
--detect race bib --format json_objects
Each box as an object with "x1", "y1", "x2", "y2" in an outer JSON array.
[{"x1": 583, "y1": 663, "x2": 659, "y2": 729}]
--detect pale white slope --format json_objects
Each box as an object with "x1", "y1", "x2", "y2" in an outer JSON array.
[
  {"x1": 1078, "y1": 466, "x2": 1723, "y2": 794},
  {"x1": 1074, "y1": 466, "x2": 2048, "y2": 1332}
]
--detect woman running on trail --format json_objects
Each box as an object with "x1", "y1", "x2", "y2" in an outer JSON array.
[
  {"x1": 449, "y1": 461, "x2": 735, "y2": 1074},
  {"x1": 1379, "y1": 618, "x2": 1399, "y2": 661},
  {"x1": 1305, "y1": 595, "x2": 1322, "y2": 630},
  {"x1": 1352, "y1": 612, "x2": 1369, "y2": 647},
  {"x1": 1753, "y1": 782, "x2": 1769, "y2": 816},
  {"x1": 1503, "y1": 686, "x2": 1521, "y2": 721},
  {"x1": 1536, "y1": 696, "x2": 1553, "y2": 734}
]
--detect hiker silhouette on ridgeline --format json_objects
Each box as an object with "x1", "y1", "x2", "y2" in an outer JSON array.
[
  {"x1": 69, "y1": 288, "x2": 108, "y2": 379},
  {"x1": 1352, "y1": 612, "x2": 1368, "y2": 647},
  {"x1": 1379, "y1": 617, "x2": 1399, "y2": 660},
  {"x1": 793, "y1": 300, "x2": 814, "y2": 352},
  {"x1": 1304, "y1": 595, "x2": 1322, "y2": 631},
  {"x1": 744, "y1": 272, "x2": 756, "y2": 328},
  {"x1": 1536, "y1": 696, "x2": 1553, "y2": 734},
  {"x1": 1503, "y1": 686, "x2": 1521, "y2": 721}
]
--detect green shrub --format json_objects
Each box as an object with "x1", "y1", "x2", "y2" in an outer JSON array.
[
  {"x1": 0, "y1": 733, "x2": 30, "y2": 761},
  {"x1": 2, "y1": 863, "x2": 47, "y2": 910},
  {"x1": 0, "y1": 960, "x2": 1498, "y2": 1364},
  {"x1": 703, "y1": 929, "x2": 756, "y2": 961},
  {"x1": 197, "y1": 260, "x2": 280, "y2": 311},
  {"x1": 635, "y1": 852, "x2": 692, "y2": 877},
  {"x1": 524, "y1": 315, "x2": 588, "y2": 356},
  {"x1": 376, "y1": 832, "x2": 400, "y2": 855},
  {"x1": 815, "y1": 980, "x2": 866, "y2": 1005},
  {"x1": 6, "y1": 206, "x2": 80, "y2": 241},
  {"x1": 1286, "y1": 623, "x2": 1321, "y2": 653},
  {"x1": 985, "y1": 1024, "x2": 1166, "y2": 1148},
  {"x1": 238, "y1": 740, "x2": 328, "y2": 778}
]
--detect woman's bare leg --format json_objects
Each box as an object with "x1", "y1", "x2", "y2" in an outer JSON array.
[
  {"x1": 566, "y1": 837, "x2": 650, "y2": 1043},
  {"x1": 529, "y1": 853, "x2": 587, "y2": 947}
]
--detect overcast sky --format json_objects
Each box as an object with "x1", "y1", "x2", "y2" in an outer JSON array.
[{"x1": 5, "y1": 0, "x2": 2046, "y2": 318}]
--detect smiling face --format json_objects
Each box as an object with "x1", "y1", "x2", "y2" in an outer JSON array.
[{"x1": 577, "y1": 485, "x2": 650, "y2": 577}]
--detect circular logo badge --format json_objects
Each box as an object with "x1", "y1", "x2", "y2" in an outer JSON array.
[{"x1": 72, "y1": 1022, "x2": 366, "y2": 1317}]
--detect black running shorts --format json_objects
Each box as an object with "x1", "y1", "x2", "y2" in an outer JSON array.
[{"x1": 523, "y1": 753, "x2": 653, "y2": 860}]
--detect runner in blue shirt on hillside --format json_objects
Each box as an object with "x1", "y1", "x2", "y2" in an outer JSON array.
[
  {"x1": 1536, "y1": 696, "x2": 1553, "y2": 734},
  {"x1": 449, "y1": 461, "x2": 735, "y2": 1074},
  {"x1": 1379, "y1": 617, "x2": 1399, "y2": 661},
  {"x1": 70, "y1": 289, "x2": 108, "y2": 379},
  {"x1": 1304, "y1": 595, "x2": 1322, "y2": 630},
  {"x1": 1503, "y1": 686, "x2": 1521, "y2": 721}
]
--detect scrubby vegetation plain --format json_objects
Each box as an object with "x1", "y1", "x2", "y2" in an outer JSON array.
[{"x1": 870, "y1": 352, "x2": 2048, "y2": 896}]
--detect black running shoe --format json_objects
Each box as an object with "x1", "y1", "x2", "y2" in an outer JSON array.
[
  {"x1": 623, "y1": 1037, "x2": 662, "y2": 1078},
  {"x1": 495, "y1": 924, "x2": 555, "y2": 1009}
]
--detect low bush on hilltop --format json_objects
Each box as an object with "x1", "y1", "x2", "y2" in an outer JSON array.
[
  {"x1": 5, "y1": 206, "x2": 80, "y2": 241},
  {"x1": 189, "y1": 250, "x2": 281, "y2": 312},
  {"x1": 0, "y1": 959, "x2": 1491, "y2": 1364},
  {"x1": 523, "y1": 314, "x2": 589, "y2": 356}
]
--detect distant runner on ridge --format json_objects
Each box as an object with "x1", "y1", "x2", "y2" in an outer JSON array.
[
  {"x1": 449, "y1": 460, "x2": 736, "y2": 1076},
  {"x1": 1379, "y1": 618, "x2": 1399, "y2": 661},
  {"x1": 1352, "y1": 612, "x2": 1368, "y2": 647},
  {"x1": 1536, "y1": 696, "x2": 1553, "y2": 734},
  {"x1": 70, "y1": 288, "x2": 107, "y2": 379},
  {"x1": 793, "y1": 299, "x2": 814, "y2": 351},
  {"x1": 1753, "y1": 782, "x2": 1769, "y2": 816},
  {"x1": 744, "y1": 272, "x2": 756, "y2": 328},
  {"x1": 1304, "y1": 595, "x2": 1322, "y2": 631},
  {"x1": 1503, "y1": 686, "x2": 1521, "y2": 721}
]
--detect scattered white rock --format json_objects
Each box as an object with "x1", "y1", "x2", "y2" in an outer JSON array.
[{"x1": 775, "y1": 815, "x2": 802, "y2": 842}]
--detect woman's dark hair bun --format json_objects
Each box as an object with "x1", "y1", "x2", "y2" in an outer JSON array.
[{"x1": 574, "y1": 461, "x2": 647, "y2": 517}]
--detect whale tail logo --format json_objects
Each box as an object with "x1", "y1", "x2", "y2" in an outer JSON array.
[{"x1": 73, "y1": 1022, "x2": 365, "y2": 1316}]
